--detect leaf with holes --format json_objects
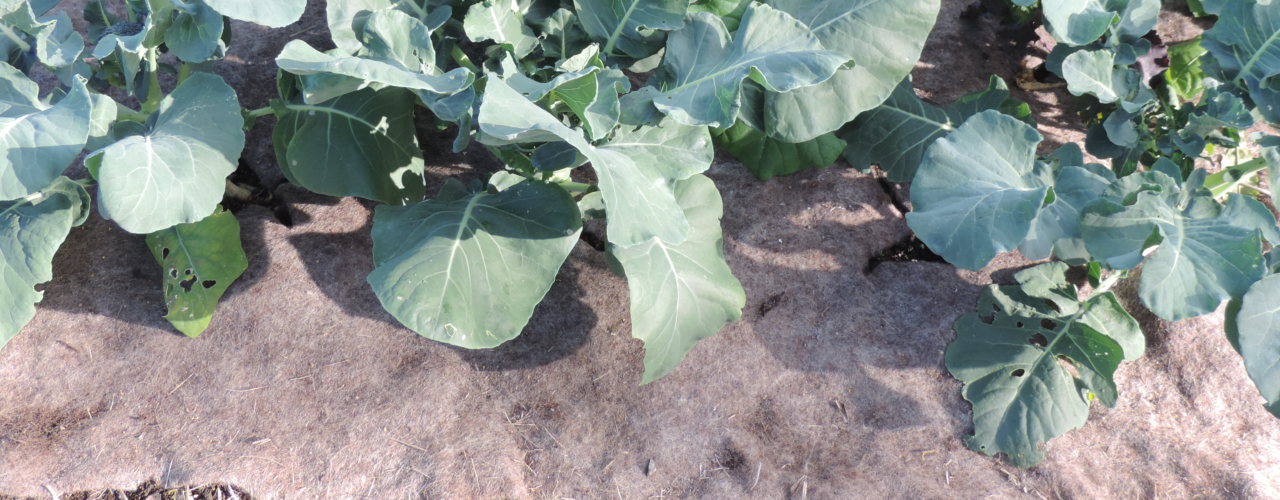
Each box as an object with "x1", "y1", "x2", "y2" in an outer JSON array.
[
  {"x1": 272, "y1": 85, "x2": 426, "y2": 206},
  {"x1": 366, "y1": 174, "x2": 582, "y2": 349},
  {"x1": 0, "y1": 176, "x2": 89, "y2": 349},
  {"x1": 946, "y1": 262, "x2": 1144, "y2": 468},
  {"x1": 91, "y1": 72, "x2": 245, "y2": 234},
  {"x1": 610, "y1": 174, "x2": 745, "y2": 384},
  {"x1": 146, "y1": 206, "x2": 248, "y2": 337}
]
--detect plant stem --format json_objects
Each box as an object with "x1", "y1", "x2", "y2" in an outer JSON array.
[
  {"x1": 451, "y1": 45, "x2": 480, "y2": 73},
  {"x1": 1242, "y1": 183, "x2": 1273, "y2": 197},
  {"x1": 404, "y1": 0, "x2": 428, "y2": 20},
  {"x1": 141, "y1": 47, "x2": 163, "y2": 115},
  {"x1": 225, "y1": 179, "x2": 253, "y2": 201},
  {"x1": 245, "y1": 106, "x2": 276, "y2": 119},
  {"x1": 0, "y1": 22, "x2": 30, "y2": 52},
  {"x1": 115, "y1": 101, "x2": 150, "y2": 122},
  {"x1": 555, "y1": 181, "x2": 593, "y2": 193},
  {"x1": 1092, "y1": 270, "x2": 1127, "y2": 297},
  {"x1": 1207, "y1": 157, "x2": 1268, "y2": 198},
  {"x1": 177, "y1": 62, "x2": 191, "y2": 85}
]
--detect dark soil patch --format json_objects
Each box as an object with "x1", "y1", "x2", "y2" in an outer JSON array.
[
  {"x1": 866, "y1": 235, "x2": 946, "y2": 273},
  {"x1": 0, "y1": 479, "x2": 253, "y2": 500}
]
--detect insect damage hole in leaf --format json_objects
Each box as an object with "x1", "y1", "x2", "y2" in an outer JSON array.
[
  {"x1": 947, "y1": 262, "x2": 1144, "y2": 468},
  {"x1": 146, "y1": 207, "x2": 249, "y2": 337}
]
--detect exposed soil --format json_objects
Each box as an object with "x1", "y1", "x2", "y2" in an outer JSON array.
[{"x1": 3, "y1": 1, "x2": 1279, "y2": 499}]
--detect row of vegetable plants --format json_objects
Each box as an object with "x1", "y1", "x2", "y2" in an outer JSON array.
[
  {"x1": 840, "y1": 0, "x2": 1280, "y2": 467},
  {"x1": 0, "y1": 0, "x2": 942, "y2": 385},
  {"x1": 4, "y1": 0, "x2": 1277, "y2": 471}
]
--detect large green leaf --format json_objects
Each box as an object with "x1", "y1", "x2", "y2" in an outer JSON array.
[
  {"x1": 1080, "y1": 180, "x2": 1268, "y2": 321},
  {"x1": 478, "y1": 76, "x2": 712, "y2": 246},
  {"x1": 758, "y1": 0, "x2": 941, "y2": 143},
  {"x1": 202, "y1": 0, "x2": 303, "y2": 27},
  {"x1": 165, "y1": 0, "x2": 225, "y2": 63},
  {"x1": 1202, "y1": 0, "x2": 1280, "y2": 86},
  {"x1": 146, "y1": 206, "x2": 247, "y2": 337},
  {"x1": 839, "y1": 75, "x2": 1020, "y2": 182},
  {"x1": 84, "y1": 92, "x2": 119, "y2": 151},
  {"x1": 1236, "y1": 275, "x2": 1280, "y2": 417},
  {"x1": 531, "y1": 68, "x2": 623, "y2": 141},
  {"x1": 0, "y1": 65, "x2": 91, "y2": 200},
  {"x1": 1019, "y1": 153, "x2": 1115, "y2": 264},
  {"x1": 1166, "y1": 39, "x2": 1206, "y2": 101},
  {"x1": 711, "y1": 120, "x2": 845, "y2": 180},
  {"x1": 367, "y1": 175, "x2": 582, "y2": 349},
  {"x1": 1062, "y1": 49, "x2": 1148, "y2": 108},
  {"x1": 0, "y1": 176, "x2": 89, "y2": 349},
  {"x1": 947, "y1": 262, "x2": 1144, "y2": 468},
  {"x1": 91, "y1": 73, "x2": 244, "y2": 234},
  {"x1": 652, "y1": 4, "x2": 849, "y2": 128},
  {"x1": 611, "y1": 174, "x2": 745, "y2": 384},
  {"x1": 327, "y1": 0, "x2": 442, "y2": 54},
  {"x1": 275, "y1": 39, "x2": 473, "y2": 104},
  {"x1": 361, "y1": 8, "x2": 437, "y2": 70},
  {"x1": 573, "y1": 0, "x2": 686, "y2": 59},
  {"x1": 537, "y1": 8, "x2": 592, "y2": 61},
  {"x1": 1109, "y1": 0, "x2": 1159, "y2": 43},
  {"x1": 906, "y1": 111, "x2": 1051, "y2": 271},
  {"x1": 464, "y1": 0, "x2": 539, "y2": 58},
  {"x1": 5, "y1": 7, "x2": 87, "y2": 74},
  {"x1": 1041, "y1": 0, "x2": 1115, "y2": 46},
  {"x1": 27, "y1": 0, "x2": 60, "y2": 16},
  {"x1": 272, "y1": 87, "x2": 426, "y2": 205}
]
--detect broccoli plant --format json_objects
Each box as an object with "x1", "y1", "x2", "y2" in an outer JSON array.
[
  {"x1": 843, "y1": 0, "x2": 1280, "y2": 467},
  {"x1": 0, "y1": 0, "x2": 942, "y2": 383},
  {"x1": 0, "y1": 0, "x2": 308, "y2": 342}
]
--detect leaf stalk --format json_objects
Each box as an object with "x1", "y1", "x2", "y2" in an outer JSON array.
[
  {"x1": 451, "y1": 45, "x2": 480, "y2": 73},
  {"x1": 245, "y1": 107, "x2": 276, "y2": 119},
  {"x1": 0, "y1": 22, "x2": 30, "y2": 53},
  {"x1": 141, "y1": 47, "x2": 163, "y2": 115}
]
